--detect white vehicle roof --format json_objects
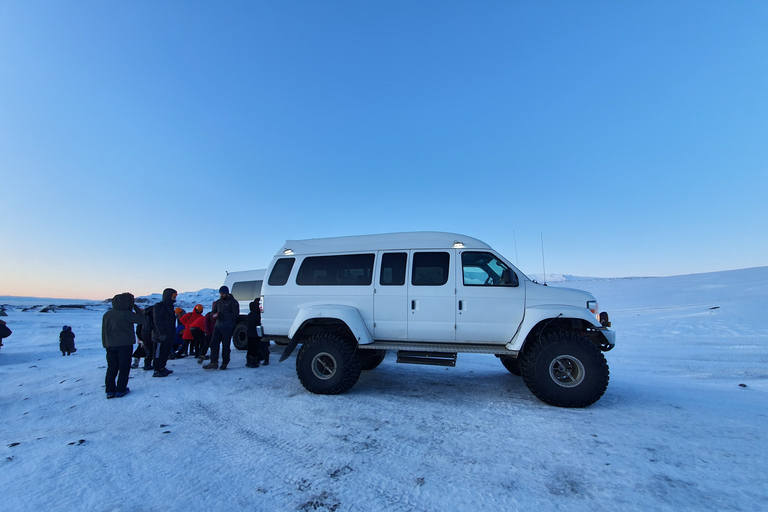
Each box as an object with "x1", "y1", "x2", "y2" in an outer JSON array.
[
  {"x1": 278, "y1": 232, "x2": 491, "y2": 256},
  {"x1": 223, "y1": 269, "x2": 266, "y2": 285}
]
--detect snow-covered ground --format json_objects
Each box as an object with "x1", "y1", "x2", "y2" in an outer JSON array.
[{"x1": 1, "y1": 268, "x2": 767, "y2": 511}]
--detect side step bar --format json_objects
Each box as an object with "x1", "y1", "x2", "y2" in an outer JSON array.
[{"x1": 396, "y1": 351, "x2": 457, "y2": 367}]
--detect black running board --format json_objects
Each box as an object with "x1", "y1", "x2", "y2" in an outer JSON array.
[{"x1": 396, "y1": 351, "x2": 457, "y2": 367}]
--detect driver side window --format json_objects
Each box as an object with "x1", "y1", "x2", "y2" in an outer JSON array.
[{"x1": 461, "y1": 252, "x2": 516, "y2": 287}]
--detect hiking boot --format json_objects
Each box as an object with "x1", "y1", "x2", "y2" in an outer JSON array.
[
  {"x1": 202, "y1": 362, "x2": 218, "y2": 370},
  {"x1": 131, "y1": 359, "x2": 139, "y2": 369},
  {"x1": 115, "y1": 388, "x2": 130, "y2": 398},
  {"x1": 144, "y1": 364, "x2": 153, "y2": 371},
  {"x1": 153, "y1": 368, "x2": 169, "y2": 377},
  {"x1": 106, "y1": 392, "x2": 116, "y2": 399},
  {"x1": 263, "y1": 359, "x2": 269, "y2": 366},
  {"x1": 197, "y1": 356, "x2": 205, "y2": 364},
  {"x1": 246, "y1": 362, "x2": 259, "y2": 368},
  {"x1": 220, "y1": 362, "x2": 228, "y2": 370}
]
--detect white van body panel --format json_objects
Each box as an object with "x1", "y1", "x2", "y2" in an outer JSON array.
[
  {"x1": 288, "y1": 305, "x2": 374, "y2": 345},
  {"x1": 223, "y1": 269, "x2": 266, "y2": 315}
]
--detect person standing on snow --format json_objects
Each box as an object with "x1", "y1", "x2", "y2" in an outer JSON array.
[
  {"x1": 203, "y1": 286, "x2": 239, "y2": 370},
  {"x1": 197, "y1": 304, "x2": 216, "y2": 364},
  {"x1": 141, "y1": 305, "x2": 155, "y2": 371},
  {"x1": 59, "y1": 325, "x2": 76, "y2": 356},
  {"x1": 179, "y1": 304, "x2": 203, "y2": 357},
  {"x1": 0, "y1": 319, "x2": 11, "y2": 349},
  {"x1": 245, "y1": 299, "x2": 262, "y2": 368},
  {"x1": 152, "y1": 288, "x2": 178, "y2": 377},
  {"x1": 101, "y1": 292, "x2": 145, "y2": 399}
]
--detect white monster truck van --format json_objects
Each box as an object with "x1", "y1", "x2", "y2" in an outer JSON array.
[
  {"x1": 261, "y1": 232, "x2": 615, "y2": 408},
  {"x1": 222, "y1": 269, "x2": 266, "y2": 350}
]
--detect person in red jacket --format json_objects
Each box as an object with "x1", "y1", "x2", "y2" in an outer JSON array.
[
  {"x1": 179, "y1": 304, "x2": 204, "y2": 357},
  {"x1": 197, "y1": 303, "x2": 216, "y2": 364}
]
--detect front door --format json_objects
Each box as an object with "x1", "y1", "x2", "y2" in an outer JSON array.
[{"x1": 455, "y1": 250, "x2": 525, "y2": 343}]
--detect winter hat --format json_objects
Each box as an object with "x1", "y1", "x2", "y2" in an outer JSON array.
[
  {"x1": 194, "y1": 304, "x2": 203, "y2": 314},
  {"x1": 219, "y1": 286, "x2": 229, "y2": 294},
  {"x1": 63, "y1": 325, "x2": 68, "y2": 330}
]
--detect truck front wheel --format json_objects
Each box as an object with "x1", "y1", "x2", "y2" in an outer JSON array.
[
  {"x1": 296, "y1": 331, "x2": 362, "y2": 395},
  {"x1": 520, "y1": 331, "x2": 609, "y2": 408}
]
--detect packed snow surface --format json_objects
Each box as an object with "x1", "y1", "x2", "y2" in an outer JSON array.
[{"x1": 1, "y1": 268, "x2": 767, "y2": 511}]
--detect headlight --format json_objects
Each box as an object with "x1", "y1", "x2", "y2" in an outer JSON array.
[{"x1": 587, "y1": 300, "x2": 598, "y2": 314}]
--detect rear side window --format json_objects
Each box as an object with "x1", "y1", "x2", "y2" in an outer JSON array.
[
  {"x1": 296, "y1": 254, "x2": 375, "y2": 286},
  {"x1": 268, "y1": 258, "x2": 295, "y2": 286},
  {"x1": 412, "y1": 252, "x2": 450, "y2": 286},
  {"x1": 380, "y1": 252, "x2": 407, "y2": 286},
  {"x1": 231, "y1": 280, "x2": 262, "y2": 301}
]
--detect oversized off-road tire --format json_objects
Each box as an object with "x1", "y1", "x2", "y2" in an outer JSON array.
[
  {"x1": 232, "y1": 323, "x2": 249, "y2": 351},
  {"x1": 520, "y1": 331, "x2": 609, "y2": 408},
  {"x1": 358, "y1": 349, "x2": 386, "y2": 371},
  {"x1": 500, "y1": 356, "x2": 521, "y2": 376},
  {"x1": 296, "y1": 331, "x2": 362, "y2": 395}
]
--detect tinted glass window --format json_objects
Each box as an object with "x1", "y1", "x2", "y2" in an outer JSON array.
[
  {"x1": 296, "y1": 254, "x2": 375, "y2": 286},
  {"x1": 412, "y1": 252, "x2": 450, "y2": 286},
  {"x1": 268, "y1": 258, "x2": 295, "y2": 286},
  {"x1": 380, "y1": 252, "x2": 407, "y2": 286},
  {"x1": 461, "y1": 251, "x2": 516, "y2": 287},
  {"x1": 231, "y1": 280, "x2": 261, "y2": 301}
]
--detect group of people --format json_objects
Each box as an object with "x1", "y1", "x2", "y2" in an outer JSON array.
[{"x1": 101, "y1": 285, "x2": 269, "y2": 399}]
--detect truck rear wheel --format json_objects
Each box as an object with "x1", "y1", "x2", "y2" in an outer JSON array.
[
  {"x1": 296, "y1": 331, "x2": 362, "y2": 395},
  {"x1": 500, "y1": 356, "x2": 521, "y2": 376},
  {"x1": 358, "y1": 349, "x2": 386, "y2": 371},
  {"x1": 232, "y1": 323, "x2": 249, "y2": 351},
  {"x1": 520, "y1": 331, "x2": 609, "y2": 408}
]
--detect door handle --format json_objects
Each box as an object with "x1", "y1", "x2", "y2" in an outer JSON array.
[{"x1": 458, "y1": 300, "x2": 464, "y2": 311}]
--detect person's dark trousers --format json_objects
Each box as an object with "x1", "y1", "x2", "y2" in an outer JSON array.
[
  {"x1": 259, "y1": 340, "x2": 270, "y2": 364},
  {"x1": 143, "y1": 340, "x2": 155, "y2": 369},
  {"x1": 155, "y1": 340, "x2": 172, "y2": 370},
  {"x1": 191, "y1": 328, "x2": 204, "y2": 357},
  {"x1": 210, "y1": 323, "x2": 235, "y2": 365},
  {"x1": 199, "y1": 334, "x2": 212, "y2": 359},
  {"x1": 105, "y1": 345, "x2": 133, "y2": 393},
  {"x1": 247, "y1": 336, "x2": 261, "y2": 363}
]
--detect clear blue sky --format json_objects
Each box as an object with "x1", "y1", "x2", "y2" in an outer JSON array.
[{"x1": 1, "y1": 1, "x2": 766, "y2": 300}]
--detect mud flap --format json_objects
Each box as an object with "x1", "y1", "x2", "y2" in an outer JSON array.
[{"x1": 279, "y1": 337, "x2": 300, "y2": 363}]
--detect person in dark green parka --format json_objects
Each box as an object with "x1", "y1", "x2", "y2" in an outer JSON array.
[{"x1": 102, "y1": 292, "x2": 145, "y2": 399}]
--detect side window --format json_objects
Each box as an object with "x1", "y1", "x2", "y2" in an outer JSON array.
[
  {"x1": 231, "y1": 280, "x2": 261, "y2": 301},
  {"x1": 380, "y1": 252, "x2": 407, "y2": 286},
  {"x1": 412, "y1": 252, "x2": 450, "y2": 286},
  {"x1": 296, "y1": 254, "x2": 375, "y2": 285},
  {"x1": 268, "y1": 258, "x2": 295, "y2": 286},
  {"x1": 461, "y1": 251, "x2": 517, "y2": 287}
]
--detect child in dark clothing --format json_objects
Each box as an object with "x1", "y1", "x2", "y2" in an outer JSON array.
[{"x1": 59, "y1": 325, "x2": 76, "y2": 356}]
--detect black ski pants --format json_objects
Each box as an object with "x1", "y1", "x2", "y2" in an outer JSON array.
[
  {"x1": 209, "y1": 323, "x2": 235, "y2": 365},
  {"x1": 105, "y1": 345, "x2": 133, "y2": 394}
]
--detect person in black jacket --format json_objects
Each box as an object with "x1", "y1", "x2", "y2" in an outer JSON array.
[
  {"x1": 102, "y1": 292, "x2": 145, "y2": 398},
  {"x1": 245, "y1": 299, "x2": 261, "y2": 368},
  {"x1": 59, "y1": 325, "x2": 76, "y2": 356},
  {"x1": 203, "y1": 286, "x2": 239, "y2": 370},
  {"x1": 0, "y1": 319, "x2": 10, "y2": 348},
  {"x1": 140, "y1": 305, "x2": 155, "y2": 371},
  {"x1": 152, "y1": 288, "x2": 177, "y2": 377}
]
